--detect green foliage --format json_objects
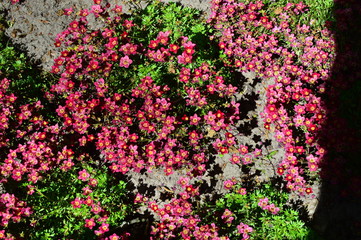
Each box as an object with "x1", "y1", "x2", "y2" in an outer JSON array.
[
  {"x1": 200, "y1": 183, "x2": 311, "y2": 239},
  {"x1": 130, "y1": 0, "x2": 209, "y2": 41},
  {"x1": 18, "y1": 164, "x2": 132, "y2": 239},
  {"x1": 106, "y1": 0, "x2": 218, "y2": 93},
  {"x1": 261, "y1": 0, "x2": 334, "y2": 29},
  {"x1": 0, "y1": 15, "x2": 56, "y2": 105}
]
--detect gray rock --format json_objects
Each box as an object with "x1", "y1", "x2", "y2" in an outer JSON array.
[{"x1": 0, "y1": 182, "x2": 4, "y2": 194}]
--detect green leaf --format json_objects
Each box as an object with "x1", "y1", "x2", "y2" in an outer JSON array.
[
  {"x1": 191, "y1": 24, "x2": 205, "y2": 33},
  {"x1": 267, "y1": 150, "x2": 278, "y2": 159},
  {"x1": 14, "y1": 60, "x2": 23, "y2": 69}
]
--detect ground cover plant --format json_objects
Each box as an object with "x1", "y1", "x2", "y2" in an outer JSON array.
[{"x1": 0, "y1": 0, "x2": 344, "y2": 239}]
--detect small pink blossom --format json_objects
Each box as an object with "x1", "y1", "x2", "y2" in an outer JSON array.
[
  {"x1": 91, "y1": 5, "x2": 103, "y2": 15},
  {"x1": 221, "y1": 209, "x2": 233, "y2": 222},
  {"x1": 258, "y1": 198, "x2": 268, "y2": 210},
  {"x1": 177, "y1": 177, "x2": 190, "y2": 187},
  {"x1": 267, "y1": 203, "x2": 280, "y2": 215},
  {"x1": 85, "y1": 218, "x2": 96, "y2": 229},
  {"x1": 98, "y1": 223, "x2": 109, "y2": 234},
  {"x1": 91, "y1": 204, "x2": 102, "y2": 214},
  {"x1": 230, "y1": 155, "x2": 241, "y2": 164},
  {"x1": 88, "y1": 178, "x2": 98, "y2": 187},
  {"x1": 177, "y1": 52, "x2": 193, "y2": 64},
  {"x1": 189, "y1": 114, "x2": 201, "y2": 125},
  {"x1": 63, "y1": 7, "x2": 73, "y2": 16},
  {"x1": 237, "y1": 222, "x2": 253, "y2": 235},
  {"x1": 237, "y1": 187, "x2": 247, "y2": 195},
  {"x1": 223, "y1": 179, "x2": 235, "y2": 190},
  {"x1": 71, "y1": 198, "x2": 82, "y2": 208},
  {"x1": 109, "y1": 233, "x2": 120, "y2": 240},
  {"x1": 78, "y1": 169, "x2": 90, "y2": 181},
  {"x1": 119, "y1": 55, "x2": 133, "y2": 68},
  {"x1": 112, "y1": 5, "x2": 123, "y2": 14},
  {"x1": 242, "y1": 154, "x2": 253, "y2": 165}
]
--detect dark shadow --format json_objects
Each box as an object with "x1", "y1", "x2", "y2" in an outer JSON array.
[{"x1": 310, "y1": 1, "x2": 361, "y2": 239}]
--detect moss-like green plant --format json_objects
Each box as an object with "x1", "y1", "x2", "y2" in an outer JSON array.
[
  {"x1": 16, "y1": 164, "x2": 133, "y2": 239},
  {"x1": 198, "y1": 183, "x2": 311, "y2": 239}
]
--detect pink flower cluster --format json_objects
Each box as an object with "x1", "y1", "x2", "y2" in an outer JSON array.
[
  {"x1": 0, "y1": 193, "x2": 32, "y2": 228},
  {"x1": 258, "y1": 197, "x2": 280, "y2": 215},
  {"x1": 208, "y1": 0, "x2": 334, "y2": 195},
  {"x1": 148, "y1": 196, "x2": 228, "y2": 240},
  {"x1": 1, "y1": 1, "x2": 247, "y2": 236},
  {"x1": 0, "y1": 78, "x2": 61, "y2": 185},
  {"x1": 236, "y1": 222, "x2": 253, "y2": 240},
  {"x1": 69, "y1": 170, "x2": 127, "y2": 238},
  {"x1": 47, "y1": 0, "x2": 245, "y2": 183},
  {"x1": 221, "y1": 209, "x2": 234, "y2": 224},
  {"x1": 146, "y1": 31, "x2": 196, "y2": 64},
  {"x1": 1, "y1": 0, "x2": 340, "y2": 237}
]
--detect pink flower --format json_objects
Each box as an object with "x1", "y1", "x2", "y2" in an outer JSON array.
[
  {"x1": 78, "y1": 169, "x2": 90, "y2": 181},
  {"x1": 27, "y1": 185, "x2": 35, "y2": 195},
  {"x1": 119, "y1": 55, "x2": 133, "y2": 68},
  {"x1": 88, "y1": 178, "x2": 98, "y2": 187},
  {"x1": 223, "y1": 179, "x2": 235, "y2": 190},
  {"x1": 258, "y1": 198, "x2": 268, "y2": 210},
  {"x1": 230, "y1": 155, "x2": 241, "y2": 164},
  {"x1": 183, "y1": 41, "x2": 196, "y2": 50},
  {"x1": 253, "y1": 148, "x2": 262, "y2": 157},
  {"x1": 63, "y1": 7, "x2": 73, "y2": 16},
  {"x1": 71, "y1": 198, "x2": 82, "y2": 208},
  {"x1": 221, "y1": 209, "x2": 233, "y2": 220},
  {"x1": 79, "y1": 9, "x2": 89, "y2": 17},
  {"x1": 204, "y1": 111, "x2": 216, "y2": 125},
  {"x1": 237, "y1": 222, "x2": 253, "y2": 235},
  {"x1": 237, "y1": 188, "x2": 247, "y2": 195},
  {"x1": 112, "y1": 5, "x2": 123, "y2": 14},
  {"x1": 169, "y1": 44, "x2": 180, "y2": 53},
  {"x1": 109, "y1": 233, "x2": 120, "y2": 240},
  {"x1": 82, "y1": 186, "x2": 93, "y2": 195},
  {"x1": 91, "y1": 204, "x2": 102, "y2": 214},
  {"x1": 189, "y1": 114, "x2": 201, "y2": 125},
  {"x1": 239, "y1": 145, "x2": 248, "y2": 154},
  {"x1": 306, "y1": 154, "x2": 319, "y2": 164},
  {"x1": 157, "y1": 31, "x2": 171, "y2": 45},
  {"x1": 177, "y1": 177, "x2": 190, "y2": 187},
  {"x1": 85, "y1": 218, "x2": 96, "y2": 229},
  {"x1": 0, "y1": 230, "x2": 5, "y2": 238},
  {"x1": 177, "y1": 52, "x2": 193, "y2": 64},
  {"x1": 123, "y1": 20, "x2": 134, "y2": 29},
  {"x1": 83, "y1": 196, "x2": 93, "y2": 206},
  {"x1": 308, "y1": 163, "x2": 318, "y2": 172},
  {"x1": 267, "y1": 203, "x2": 280, "y2": 215},
  {"x1": 242, "y1": 154, "x2": 253, "y2": 165},
  {"x1": 98, "y1": 223, "x2": 109, "y2": 234},
  {"x1": 179, "y1": 191, "x2": 190, "y2": 200},
  {"x1": 164, "y1": 167, "x2": 174, "y2": 176},
  {"x1": 91, "y1": 5, "x2": 103, "y2": 15},
  {"x1": 134, "y1": 193, "x2": 143, "y2": 203}
]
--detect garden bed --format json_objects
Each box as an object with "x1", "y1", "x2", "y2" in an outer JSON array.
[{"x1": 1, "y1": 0, "x2": 361, "y2": 239}]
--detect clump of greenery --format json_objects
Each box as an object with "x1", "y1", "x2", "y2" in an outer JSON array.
[
  {"x1": 202, "y1": 183, "x2": 311, "y2": 239},
  {"x1": 0, "y1": 13, "x2": 57, "y2": 105},
  {"x1": 15, "y1": 164, "x2": 133, "y2": 239}
]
